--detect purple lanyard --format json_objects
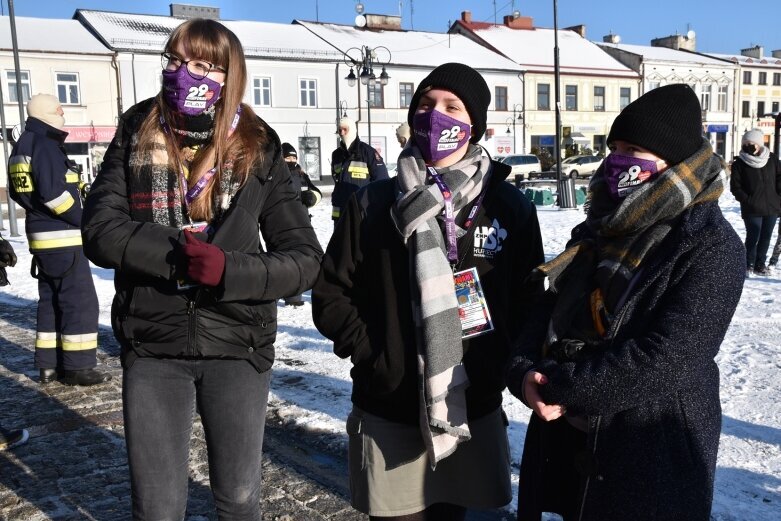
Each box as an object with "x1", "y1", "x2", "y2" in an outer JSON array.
[
  {"x1": 160, "y1": 105, "x2": 242, "y2": 208},
  {"x1": 428, "y1": 167, "x2": 491, "y2": 267}
]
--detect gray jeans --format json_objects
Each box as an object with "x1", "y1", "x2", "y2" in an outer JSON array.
[{"x1": 123, "y1": 358, "x2": 270, "y2": 520}]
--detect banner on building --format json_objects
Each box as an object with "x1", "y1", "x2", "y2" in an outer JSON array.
[{"x1": 494, "y1": 135, "x2": 514, "y2": 155}]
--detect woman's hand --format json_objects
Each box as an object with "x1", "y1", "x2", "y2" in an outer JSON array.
[{"x1": 523, "y1": 371, "x2": 566, "y2": 422}]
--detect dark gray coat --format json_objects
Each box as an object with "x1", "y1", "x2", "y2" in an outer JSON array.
[{"x1": 507, "y1": 201, "x2": 745, "y2": 521}]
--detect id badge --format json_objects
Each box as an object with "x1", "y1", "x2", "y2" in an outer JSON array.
[{"x1": 453, "y1": 267, "x2": 494, "y2": 339}]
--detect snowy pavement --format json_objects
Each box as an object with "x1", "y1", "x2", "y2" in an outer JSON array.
[{"x1": 0, "y1": 185, "x2": 779, "y2": 520}]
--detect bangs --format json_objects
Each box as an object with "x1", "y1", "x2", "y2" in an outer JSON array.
[{"x1": 167, "y1": 19, "x2": 230, "y2": 69}]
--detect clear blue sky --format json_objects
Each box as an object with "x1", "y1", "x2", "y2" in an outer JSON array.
[{"x1": 5, "y1": 0, "x2": 777, "y2": 55}]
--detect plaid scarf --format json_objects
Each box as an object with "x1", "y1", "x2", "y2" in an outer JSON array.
[
  {"x1": 127, "y1": 107, "x2": 237, "y2": 227},
  {"x1": 538, "y1": 139, "x2": 727, "y2": 344},
  {"x1": 390, "y1": 143, "x2": 492, "y2": 467}
]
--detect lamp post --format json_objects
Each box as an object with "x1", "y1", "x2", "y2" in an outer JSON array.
[
  {"x1": 510, "y1": 103, "x2": 523, "y2": 154},
  {"x1": 343, "y1": 45, "x2": 391, "y2": 146},
  {"x1": 553, "y1": 0, "x2": 576, "y2": 209}
]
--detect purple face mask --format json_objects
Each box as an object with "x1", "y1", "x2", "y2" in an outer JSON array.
[
  {"x1": 162, "y1": 66, "x2": 222, "y2": 116},
  {"x1": 603, "y1": 153, "x2": 660, "y2": 199},
  {"x1": 412, "y1": 110, "x2": 471, "y2": 163}
]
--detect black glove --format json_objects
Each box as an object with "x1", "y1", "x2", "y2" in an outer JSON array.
[
  {"x1": 0, "y1": 238, "x2": 17, "y2": 269},
  {"x1": 301, "y1": 190, "x2": 318, "y2": 208}
]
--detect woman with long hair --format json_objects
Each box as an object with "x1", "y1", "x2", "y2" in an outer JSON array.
[{"x1": 82, "y1": 19, "x2": 322, "y2": 519}]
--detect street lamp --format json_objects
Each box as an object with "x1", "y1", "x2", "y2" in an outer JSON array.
[
  {"x1": 343, "y1": 45, "x2": 392, "y2": 145},
  {"x1": 509, "y1": 103, "x2": 523, "y2": 154},
  {"x1": 553, "y1": 0, "x2": 576, "y2": 209}
]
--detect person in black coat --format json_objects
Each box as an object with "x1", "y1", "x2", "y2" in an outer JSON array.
[
  {"x1": 729, "y1": 129, "x2": 781, "y2": 275},
  {"x1": 506, "y1": 84, "x2": 745, "y2": 521},
  {"x1": 81, "y1": 19, "x2": 322, "y2": 519},
  {"x1": 330, "y1": 117, "x2": 388, "y2": 224},
  {"x1": 313, "y1": 63, "x2": 544, "y2": 520}
]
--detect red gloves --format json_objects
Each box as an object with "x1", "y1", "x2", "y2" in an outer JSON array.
[{"x1": 182, "y1": 230, "x2": 225, "y2": 287}]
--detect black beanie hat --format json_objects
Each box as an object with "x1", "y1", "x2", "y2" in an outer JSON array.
[
  {"x1": 407, "y1": 63, "x2": 491, "y2": 143},
  {"x1": 607, "y1": 84, "x2": 703, "y2": 164},
  {"x1": 281, "y1": 142, "x2": 297, "y2": 159}
]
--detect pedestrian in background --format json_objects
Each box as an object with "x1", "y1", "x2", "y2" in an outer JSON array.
[
  {"x1": 82, "y1": 19, "x2": 322, "y2": 520},
  {"x1": 729, "y1": 129, "x2": 781, "y2": 276},
  {"x1": 330, "y1": 116, "x2": 388, "y2": 225},
  {"x1": 0, "y1": 233, "x2": 30, "y2": 451},
  {"x1": 281, "y1": 141, "x2": 321, "y2": 307},
  {"x1": 7, "y1": 94, "x2": 108, "y2": 386},
  {"x1": 506, "y1": 84, "x2": 744, "y2": 521},
  {"x1": 313, "y1": 63, "x2": 544, "y2": 520}
]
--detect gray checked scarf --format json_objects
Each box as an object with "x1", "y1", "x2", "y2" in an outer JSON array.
[{"x1": 390, "y1": 143, "x2": 492, "y2": 467}]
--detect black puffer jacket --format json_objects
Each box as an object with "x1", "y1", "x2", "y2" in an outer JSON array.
[
  {"x1": 506, "y1": 201, "x2": 744, "y2": 521},
  {"x1": 729, "y1": 153, "x2": 781, "y2": 216},
  {"x1": 82, "y1": 99, "x2": 323, "y2": 372}
]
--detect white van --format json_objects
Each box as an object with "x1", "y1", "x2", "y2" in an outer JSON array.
[{"x1": 500, "y1": 154, "x2": 541, "y2": 180}]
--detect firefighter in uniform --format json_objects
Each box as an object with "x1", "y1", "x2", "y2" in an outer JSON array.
[
  {"x1": 330, "y1": 117, "x2": 388, "y2": 225},
  {"x1": 7, "y1": 94, "x2": 109, "y2": 386}
]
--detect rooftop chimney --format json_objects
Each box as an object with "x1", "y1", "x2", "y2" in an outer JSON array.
[
  {"x1": 170, "y1": 3, "x2": 220, "y2": 19},
  {"x1": 564, "y1": 24, "x2": 586, "y2": 38},
  {"x1": 502, "y1": 13, "x2": 534, "y2": 30},
  {"x1": 462, "y1": 11, "x2": 472, "y2": 23},
  {"x1": 651, "y1": 32, "x2": 696, "y2": 52},
  {"x1": 773, "y1": 49, "x2": 781, "y2": 59},
  {"x1": 603, "y1": 33, "x2": 621, "y2": 44},
  {"x1": 363, "y1": 14, "x2": 402, "y2": 31},
  {"x1": 740, "y1": 45, "x2": 763, "y2": 59}
]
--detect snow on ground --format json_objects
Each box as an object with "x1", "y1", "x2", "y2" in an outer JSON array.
[{"x1": 0, "y1": 187, "x2": 779, "y2": 519}]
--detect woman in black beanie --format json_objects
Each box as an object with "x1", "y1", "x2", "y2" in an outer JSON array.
[
  {"x1": 506, "y1": 84, "x2": 745, "y2": 521},
  {"x1": 313, "y1": 63, "x2": 545, "y2": 520}
]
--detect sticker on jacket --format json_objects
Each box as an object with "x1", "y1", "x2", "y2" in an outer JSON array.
[{"x1": 473, "y1": 218, "x2": 507, "y2": 259}]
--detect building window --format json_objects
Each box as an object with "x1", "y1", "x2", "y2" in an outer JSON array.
[
  {"x1": 700, "y1": 84, "x2": 711, "y2": 111},
  {"x1": 537, "y1": 83, "x2": 550, "y2": 110},
  {"x1": 743, "y1": 71, "x2": 752, "y2": 85},
  {"x1": 6, "y1": 70, "x2": 31, "y2": 103},
  {"x1": 593, "y1": 86, "x2": 605, "y2": 111},
  {"x1": 741, "y1": 100, "x2": 750, "y2": 118},
  {"x1": 399, "y1": 82, "x2": 414, "y2": 108},
  {"x1": 717, "y1": 85, "x2": 728, "y2": 112},
  {"x1": 758, "y1": 101, "x2": 766, "y2": 117},
  {"x1": 368, "y1": 82, "x2": 384, "y2": 108},
  {"x1": 758, "y1": 72, "x2": 767, "y2": 85},
  {"x1": 774, "y1": 73, "x2": 781, "y2": 86},
  {"x1": 773, "y1": 101, "x2": 780, "y2": 113},
  {"x1": 252, "y1": 76, "x2": 271, "y2": 107},
  {"x1": 56, "y1": 73, "x2": 80, "y2": 105},
  {"x1": 495, "y1": 86, "x2": 508, "y2": 111},
  {"x1": 565, "y1": 85, "x2": 577, "y2": 111},
  {"x1": 648, "y1": 81, "x2": 661, "y2": 91},
  {"x1": 299, "y1": 78, "x2": 317, "y2": 107},
  {"x1": 619, "y1": 87, "x2": 631, "y2": 110}
]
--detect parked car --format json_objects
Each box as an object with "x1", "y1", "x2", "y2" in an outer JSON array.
[
  {"x1": 500, "y1": 154, "x2": 541, "y2": 180},
  {"x1": 556, "y1": 155, "x2": 603, "y2": 179}
]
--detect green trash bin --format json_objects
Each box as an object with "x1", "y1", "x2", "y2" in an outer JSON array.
[
  {"x1": 531, "y1": 188, "x2": 554, "y2": 206},
  {"x1": 575, "y1": 186, "x2": 587, "y2": 206}
]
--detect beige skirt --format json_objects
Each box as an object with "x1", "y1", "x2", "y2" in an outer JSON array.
[{"x1": 346, "y1": 406, "x2": 512, "y2": 517}]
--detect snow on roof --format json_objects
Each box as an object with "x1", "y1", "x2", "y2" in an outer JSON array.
[
  {"x1": 0, "y1": 15, "x2": 111, "y2": 54},
  {"x1": 599, "y1": 42, "x2": 734, "y2": 67},
  {"x1": 707, "y1": 52, "x2": 781, "y2": 69},
  {"x1": 460, "y1": 24, "x2": 637, "y2": 78},
  {"x1": 76, "y1": 10, "x2": 342, "y2": 61},
  {"x1": 296, "y1": 20, "x2": 522, "y2": 72}
]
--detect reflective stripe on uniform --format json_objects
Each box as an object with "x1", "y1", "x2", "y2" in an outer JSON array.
[
  {"x1": 9, "y1": 154, "x2": 34, "y2": 193},
  {"x1": 45, "y1": 191, "x2": 75, "y2": 215},
  {"x1": 61, "y1": 333, "x2": 98, "y2": 351},
  {"x1": 332, "y1": 208, "x2": 341, "y2": 219},
  {"x1": 348, "y1": 162, "x2": 369, "y2": 179},
  {"x1": 35, "y1": 331, "x2": 58, "y2": 349},
  {"x1": 28, "y1": 229, "x2": 82, "y2": 250},
  {"x1": 65, "y1": 173, "x2": 80, "y2": 183}
]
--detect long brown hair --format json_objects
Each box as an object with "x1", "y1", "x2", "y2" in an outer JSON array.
[{"x1": 134, "y1": 18, "x2": 268, "y2": 221}]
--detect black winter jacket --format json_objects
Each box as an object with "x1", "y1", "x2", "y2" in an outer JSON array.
[
  {"x1": 313, "y1": 161, "x2": 544, "y2": 424},
  {"x1": 82, "y1": 99, "x2": 323, "y2": 372},
  {"x1": 729, "y1": 153, "x2": 781, "y2": 216},
  {"x1": 330, "y1": 138, "x2": 388, "y2": 219},
  {"x1": 506, "y1": 201, "x2": 745, "y2": 521}
]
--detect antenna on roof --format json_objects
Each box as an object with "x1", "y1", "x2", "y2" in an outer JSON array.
[
  {"x1": 315, "y1": 0, "x2": 319, "y2": 22},
  {"x1": 493, "y1": 0, "x2": 498, "y2": 25},
  {"x1": 410, "y1": 0, "x2": 414, "y2": 30}
]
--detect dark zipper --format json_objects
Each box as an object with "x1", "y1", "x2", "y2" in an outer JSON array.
[
  {"x1": 577, "y1": 300, "x2": 631, "y2": 521},
  {"x1": 187, "y1": 289, "x2": 202, "y2": 357}
]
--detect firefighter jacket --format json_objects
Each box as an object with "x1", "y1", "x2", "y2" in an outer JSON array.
[
  {"x1": 330, "y1": 138, "x2": 388, "y2": 220},
  {"x1": 8, "y1": 117, "x2": 84, "y2": 253}
]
